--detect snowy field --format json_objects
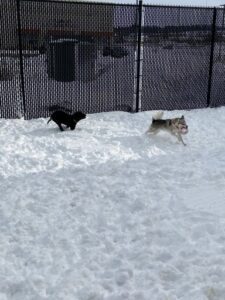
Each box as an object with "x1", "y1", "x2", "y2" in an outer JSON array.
[{"x1": 1, "y1": 107, "x2": 225, "y2": 299}]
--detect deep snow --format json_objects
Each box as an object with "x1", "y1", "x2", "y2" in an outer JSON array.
[{"x1": 1, "y1": 107, "x2": 225, "y2": 300}]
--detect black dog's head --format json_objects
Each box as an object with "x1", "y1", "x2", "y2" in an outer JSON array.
[{"x1": 73, "y1": 111, "x2": 86, "y2": 122}]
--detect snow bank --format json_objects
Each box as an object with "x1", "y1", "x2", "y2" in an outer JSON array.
[{"x1": 0, "y1": 107, "x2": 225, "y2": 299}]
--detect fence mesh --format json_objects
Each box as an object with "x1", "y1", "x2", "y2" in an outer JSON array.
[
  {"x1": 1, "y1": 1, "x2": 225, "y2": 119},
  {"x1": 0, "y1": 0, "x2": 23, "y2": 118},
  {"x1": 18, "y1": 1, "x2": 137, "y2": 119},
  {"x1": 141, "y1": 6, "x2": 214, "y2": 111}
]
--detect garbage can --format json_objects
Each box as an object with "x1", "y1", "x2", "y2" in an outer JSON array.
[{"x1": 47, "y1": 39, "x2": 77, "y2": 82}]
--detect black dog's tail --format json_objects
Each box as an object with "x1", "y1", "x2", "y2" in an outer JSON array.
[{"x1": 47, "y1": 117, "x2": 52, "y2": 124}]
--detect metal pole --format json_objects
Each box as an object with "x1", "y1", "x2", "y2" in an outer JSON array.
[
  {"x1": 16, "y1": 0, "x2": 26, "y2": 116},
  {"x1": 218, "y1": 4, "x2": 225, "y2": 60},
  {"x1": 207, "y1": 7, "x2": 217, "y2": 107},
  {"x1": 135, "y1": 0, "x2": 143, "y2": 112}
]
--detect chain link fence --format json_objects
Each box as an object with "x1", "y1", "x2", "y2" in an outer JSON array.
[{"x1": 1, "y1": 0, "x2": 225, "y2": 119}]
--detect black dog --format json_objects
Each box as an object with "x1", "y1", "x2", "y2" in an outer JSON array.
[{"x1": 47, "y1": 111, "x2": 86, "y2": 131}]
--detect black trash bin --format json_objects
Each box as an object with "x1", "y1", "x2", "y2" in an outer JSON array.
[{"x1": 47, "y1": 39, "x2": 77, "y2": 82}]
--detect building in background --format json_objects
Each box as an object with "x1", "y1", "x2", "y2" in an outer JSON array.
[{"x1": 0, "y1": 0, "x2": 114, "y2": 50}]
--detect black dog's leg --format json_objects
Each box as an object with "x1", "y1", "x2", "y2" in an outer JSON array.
[
  {"x1": 57, "y1": 123, "x2": 64, "y2": 131},
  {"x1": 70, "y1": 122, "x2": 77, "y2": 131},
  {"x1": 70, "y1": 125, "x2": 76, "y2": 130}
]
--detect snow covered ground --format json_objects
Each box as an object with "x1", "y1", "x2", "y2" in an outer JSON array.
[{"x1": 1, "y1": 107, "x2": 225, "y2": 300}]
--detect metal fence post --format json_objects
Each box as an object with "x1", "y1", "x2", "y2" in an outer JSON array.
[
  {"x1": 16, "y1": 0, "x2": 26, "y2": 116},
  {"x1": 207, "y1": 7, "x2": 217, "y2": 107},
  {"x1": 135, "y1": 0, "x2": 143, "y2": 112}
]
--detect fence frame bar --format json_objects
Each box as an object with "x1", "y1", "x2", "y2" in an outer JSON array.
[
  {"x1": 16, "y1": 0, "x2": 26, "y2": 115},
  {"x1": 207, "y1": 7, "x2": 217, "y2": 107},
  {"x1": 135, "y1": 0, "x2": 143, "y2": 112}
]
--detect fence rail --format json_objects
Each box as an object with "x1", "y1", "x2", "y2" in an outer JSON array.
[{"x1": 1, "y1": 0, "x2": 225, "y2": 119}]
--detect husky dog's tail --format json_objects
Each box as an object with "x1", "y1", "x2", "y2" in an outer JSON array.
[
  {"x1": 47, "y1": 117, "x2": 52, "y2": 124},
  {"x1": 152, "y1": 111, "x2": 163, "y2": 120}
]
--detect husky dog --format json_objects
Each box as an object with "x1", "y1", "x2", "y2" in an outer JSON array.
[
  {"x1": 146, "y1": 112, "x2": 188, "y2": 146},
  {"x1": 47, "y1": 111, "x2": 86, "y2": 131}
]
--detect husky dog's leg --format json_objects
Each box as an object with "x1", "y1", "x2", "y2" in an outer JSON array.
[
  {"x1": 170, "y1": 131, "x2": 186, "y2": 146},
  {"x1": 146, "y1": 127, "x2": 159, "y2": 135},
  {"x1": 177, "y1": 133, "x2": 186, "y2": 146},
  {"x1": 146, "y1": 127, "x2": 152, "y2": 134},
  {"x1": 145, "y1": 126, "x2": 152, "y2": 134}
]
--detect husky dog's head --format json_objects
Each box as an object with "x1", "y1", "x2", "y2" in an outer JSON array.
[{"x1": 173, "y1": 115, "x2": 188, "y2": 134}]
